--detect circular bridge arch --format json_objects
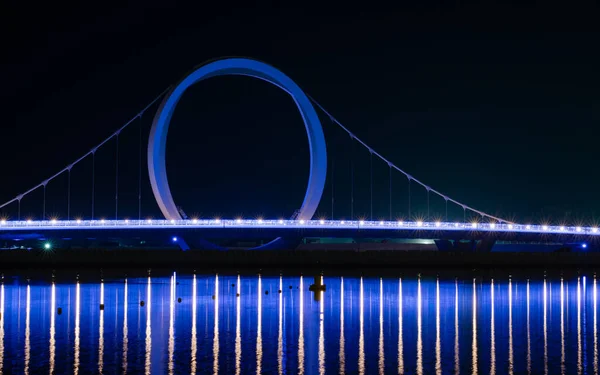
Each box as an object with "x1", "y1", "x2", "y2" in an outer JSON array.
[{"x1": 148, "y1": 57, "x2": 327, "y2": 245}]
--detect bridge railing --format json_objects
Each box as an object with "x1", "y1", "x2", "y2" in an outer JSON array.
[{"x1": 0, "y1": 219, "x2": 598, "y2": 235}]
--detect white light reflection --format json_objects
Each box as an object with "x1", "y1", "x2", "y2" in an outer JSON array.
[
  {"x1": 234, "y1": 275, "x2": 240, "y2": 375},
  {"x1": 192, "y1": 275, "x2": 198, "y2": 375},
  {"x1": 25, "y1": 284, "x2": 30, "y2": 375},
  {"x1": 145, "y1": 276, "x2": 152, "y2": 375},
  {"x1": 0, "y1": 283, "x2": 3, "y2": 373},
  {"x1": 213, "y1": 274, "x2": 219, "y2": 375},
  {"x1": 298, "y1": 276, "x2": 304, "y2": 375},
  {"x1": 123, "y1": 280, "x2": 128, "y2": 375},
  {"x1": 319, "y1": 275, "x2": 325, "y2": 375},
  {"x1": 256, "y1": 275, "x2": 262, "y2": 375},
  {"x1": 544, "y1": 279, "x2": 548, "y2": 375},
  {"x1": 561, "y1": 278, "x2": 565, "y2": 375},
  {"x1": 490, "y1": 280, "x2": 495, "y2": 375},
  {"x1": 472, "y1": 278, "x2": 477, "y2": 375},
  {"x1": 508, "y1": 278, "x2": 513, "y2": 375},
  {"x1": 340, "y1": 277, "x2": 345, "y2": 375},
  {"x1": 417, "y1": 277, "x2": 423, "y2": 375},
  {"x1": 594, "y1": 276, "x2": 598, "y2": 375},
  {"x1": 436, "y1": 278, "x2": 441, "y2": 375},
  {"x1": 359, "y1": 277, "x2": 365, "y2": 375},
  {"x1": 398, "y1": 278, "x2": 404, "y2": 375},
  {"x1": 527, "y1": 280, "x2": 531, "y2": 375},
  {"x1": 455, "y1": 280, "x2": 460, "y2": 375},
  {"x1": 50, "y1": 282, "x2": 56, "y2": 375},
  {"x1": 74, "y1": 282, "x2": 81, "y2": 374},
  {"x1": 99, "y1": 281, "x2": 104, "y2": 374},
  {"x1": 379, "y1": 278, "x2": 385, "y2": 375},
  {"x1": 278, "y1": 276, "x2": 284, "y2": 375},
  {"x1": 169, "y1": 275, "x2": 176, "y2": 375},
  {"x1": 578, "y1": 277, "x2": 582, "y2": 375}
]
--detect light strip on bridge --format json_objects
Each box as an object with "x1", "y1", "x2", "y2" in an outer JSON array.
[{"x1": 0, "y1": 219, "x2": 598, "y2": 236}]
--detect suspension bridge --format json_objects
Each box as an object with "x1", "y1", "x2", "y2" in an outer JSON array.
[{"x1": 0, "y1": 58, "x2": 594, "y2": 252}]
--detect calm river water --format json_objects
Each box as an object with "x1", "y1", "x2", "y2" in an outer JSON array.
[{"x1": 0, "y1": 273, "x2": 596, "y2": 374}]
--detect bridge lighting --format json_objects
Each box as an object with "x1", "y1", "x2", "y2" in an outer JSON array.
[
  {"x1": 124, "y1": 219, "x2": 129, "y2": 223},
  {"x1": 100, "y1": 219, "x2": 105, "y2": 224},
  {"x1": 300, "y1": 220, "x2": 305, "y2": 224},
  {"x1": 51, "y1": 219, "x2": 57, "y2": 224},
  {"x1": 235, "y1": 218, "x2": 241, "y2": 224},
  {"x1": 508, "y1": 224, "x2": 514, "y2": 230},
  {"x1": 320, "y1": 220, "x2": 325, "y2": 225},
  {"x1": 576, "y1": 226, "x2": 582, "y2": 232},
  {"x1": 435, "y1": 221, "x2": 441, "y2": 227},
  {"x1": 593, "y1": 227, "x2": 599, "y2": 233},
  {"x1": 26, "y1": 219, "x2": 32, "y2": 224},
  {"x1": 359, "y1": 220, "x2": 365, "y2": 225},
  {"x1": 76, "y1": 219, "x2": 82, "y2": 224},
  {"x1": 417, "y1": 221, "x2": 423, "y2": 227},
  {"x1": 542, "y1": 225, "x2": 549, "y2": 231},
  {"x1": 0, "y1": 220, "x2": 5, "y2": 225},
  {"x1": 193, "y1": 218, "x2": 199, "y2": 223},
  {"x1": 278, "y1": 219, "x2": 284, "y2": 224},
  {"x1": 471, "y1": 222, "x2": 477, "y2": 229},
  {"x1": 172, "y1": 236, "x2": 178, "y2": 242},
  {"x1": 340, "y1": 220, "x2": 345, "y2": 224},
  {"x1": 490, "y1": 223, "x2": 496, "y2": 229},
  {"x1": 379, "y1": 221, "x2": 384, "y2": 225},
  {"x1": 560, "y1": 226, "x2": 566, "y2": 231},
  {"x1": 398, "y1": 221, "x2": 404, "y2": 226},
  {"x1": 44, "y1": 242, "x2": 51, "y2": 250},
  {"x1": 526, "y1": 225, "x2": 531, "y2": 230},
  {"x1": 454, "y1": 222, "x2": 459, "y2": 227},
  {"x1": 215, "y1": 218, "x2": 221, "y2": 224},
  {"x1": 170, "y1": 219, "x2": 175, "y2": 224},
  {"x1": 147, "y1": 219, "x2": 152, "y2": 224},
  {"x1": 582, "y1": 243, "x2": 588, "y2": 249},
  {"x1": 257, "y1": 218, "x2": 263, "y2": 224}
]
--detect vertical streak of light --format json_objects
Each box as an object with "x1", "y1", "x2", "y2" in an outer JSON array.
[
  {"x1": 455, "y1": 280, "x2": 460, "y2": 375},
  {"x1": 319, "y1": 276, "x2": 326, "y2": 375},
  {"x1": 0, "y1": 283, "x2": 3, "y2": 374},
  {"x1": 594, "y1": 276, "x2": 598, "y2": 375},
  {"x1": 298, "y1": 276, "x2": 305, "y2": 375},
  {"x1": 527, "y1": 280, "x2": 531, "y2": 375},
  {"x1": 359, "y1": 277, "x2": 365, "y2": 375},
  {"x1": 379, "y1": 278, "x2": 385, "y2": 375},
  {"x1": 169, "y1": 275, "x2": 176, "y2": 375},
  {"x1": 213, "y1": 274, "x2": 220, "y2": 375},
  {"x1": 256, "y1": 275, "x2": 262, "y2": 375},
  {"x1": 25, "y1": 285, "x2": 30, "y2": 375},
  {"x1": 234, "y1": 275, "x2": 240, "y2": 375},
  {"x1": 50, "y1": 282, "x2": 56, "y2": 375},
  {"x1": 398, "y1": 278, "x2": 404, "y2": 375},
  {"x1": 578, "y1": 277, "x2": 582, "y2": 375},
  {"x1": 436, "y1": 278, "x2": 441, "y2": 375},
  {"x1": 561, "y1": 279, "x2": 565, "y2": 375},
  {"x1": 123, "y1": 280, "x2": 128, "y2": 375},
  {"x1": 99, "y1": 281, "x2": 104, "y2": 374},
  {"x1": 278, "y1": 276, "x2": 284, "y2": 375},
  {"x1": 191, "y1": 275, "x2": 198, "y2": 375},
  {"x1": 145, "y1": 276, "x2": 152, "y2": 375},
  {"x1": 490, "y1": 280, "x2": 495, "y2": 375},
  {"x1": 417, "y1": 277, "x2": 423, "y2": 375},
  {"x1": 340, "y1": 277, "x2": 345, "y2": 375},
  {"x1": 472, "y1": 278, "x2": 477, "y2": 375},
  {"x1": 508, "y1": 278, "x2": 513, "y2": 375},
  {"x1": 74, "y1": 282, "x2": 80, "y2": 375},
  {"x1": 544, "y1": 279, "x2": 548, "y2": 375}
]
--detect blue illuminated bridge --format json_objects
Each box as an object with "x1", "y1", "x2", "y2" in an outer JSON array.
[{"x1": 0, "y1": 58, "x2": 594, "y2": 252}]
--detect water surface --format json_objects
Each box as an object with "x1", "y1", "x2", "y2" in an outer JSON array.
[{"x1": 0, "y1": 273, "x2": 597, "y2": 374}]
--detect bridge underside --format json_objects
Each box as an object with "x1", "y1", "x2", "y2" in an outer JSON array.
[{"x1": 0, "y1": 227, "x2": 592, "y2": 252}]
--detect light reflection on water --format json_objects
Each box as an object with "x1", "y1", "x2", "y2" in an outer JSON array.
[{"x1": 1, "y1": 274, "x2": 600, "y2": 373}]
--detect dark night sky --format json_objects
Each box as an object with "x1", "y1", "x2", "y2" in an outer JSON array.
[{"x1": 1, "y1": 1, "x2": 600, "y2": 223}]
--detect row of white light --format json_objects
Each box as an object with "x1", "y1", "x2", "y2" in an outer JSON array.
[{"x1": 0, "y1": 218, "x2": 598, "y2": 235}]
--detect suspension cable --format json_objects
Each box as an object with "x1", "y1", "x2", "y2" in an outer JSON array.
[
  {"x1": 0, "y1": 87, "x2": 171, "y2": 211},
  {"x1": 370, "y1": 151, "x2": 373, "y2": 221},
  {"x1": 308, "y1": 95, "x2": 509, "y2": 223},
  {"x1": 389, "y1": 164, "x2": 392, "y2": 221},
  {"x1": 115, "y1": 132, "x2": 120, "y2": 220},
  {"x1": 138, "y1": 114, "x2": 143, "y2": 221},
  {"x1": 91, "y1": 152, "x2": 95, "y2": 220}
]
